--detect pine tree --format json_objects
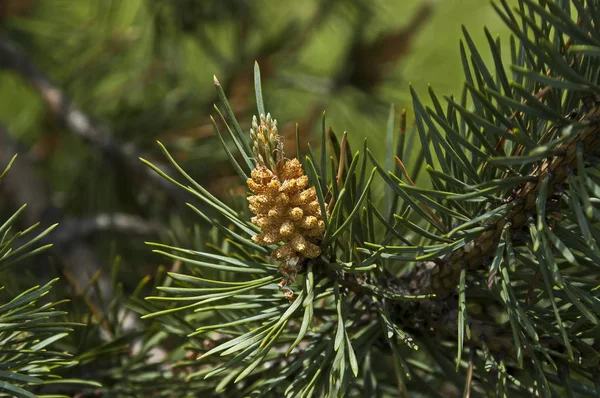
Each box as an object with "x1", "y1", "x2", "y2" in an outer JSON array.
[
  {"x1": 142, "y1": 0, "x2": 600, "y2": 396},
  {"x1": 2, "y1": 0, "x2": 600, "y2": 396}
]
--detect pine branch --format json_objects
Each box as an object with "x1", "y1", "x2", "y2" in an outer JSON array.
[
  {"x1": 139, "y1": 0, "x2": 600, "y2": 395},
  {"x1": 52, "y1": 213, "x2": 158, "y2": 245},
  {"x1": 0, "y1": 33, "x2": 190, "y2": 205},
  {"x1": 410, "y1": 99, "x2": 600, "y2": 297}
]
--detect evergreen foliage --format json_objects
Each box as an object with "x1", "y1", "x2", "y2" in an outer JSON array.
[
  {"x1": 143, "y1": 0, "x2": 600, "y2": 396},
  {"x1": 1, "y1": 0, "x2": 600, "y2": 396},
  {"x1": 0, "y1": 157, "x2": 98, "y2": 397}
]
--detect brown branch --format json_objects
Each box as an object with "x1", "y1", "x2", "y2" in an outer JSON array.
[
  {"x1": 319, "y1": 101, "x2": 600, "y2": 367},
  {"x1": 0, "y1": 33, "x2": 190, "y2": 205},
  {"x1": 52, "y1": 213, "x2": 158, "y2": 246},
  {"x1": 417, "y1": 103, "x2": 600, "y2": 298},
  {"x1": 321, "y1": 261, "x2": 521, "y2": 363}
]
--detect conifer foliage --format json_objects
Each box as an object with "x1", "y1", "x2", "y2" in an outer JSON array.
[
  {"x1": 144, "y1": 0, "x2": 600, "y2": 396},
  {"x1": 0, "y1": 156, "x2": 99, "y2": 397},
  {"x1": 2, "y1": 0, "x2": 600, "y2": 396}
]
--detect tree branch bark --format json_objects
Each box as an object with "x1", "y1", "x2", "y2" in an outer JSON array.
[{"x1": 0, "y1": 33, "x2": 190, "y2": 205}]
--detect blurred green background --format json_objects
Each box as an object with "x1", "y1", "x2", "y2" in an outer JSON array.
[{"x1": 0, "y1": 0, "x2": 514, "y2": 295}]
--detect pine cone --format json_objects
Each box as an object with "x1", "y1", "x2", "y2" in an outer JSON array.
[{"x1": 247, "y1": 158, "x2": 325, "y2": 261}]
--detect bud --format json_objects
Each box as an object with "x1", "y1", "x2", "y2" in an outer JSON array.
[{"x1": 249, "y1": 113, "x2": 284, "y2": 176}]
